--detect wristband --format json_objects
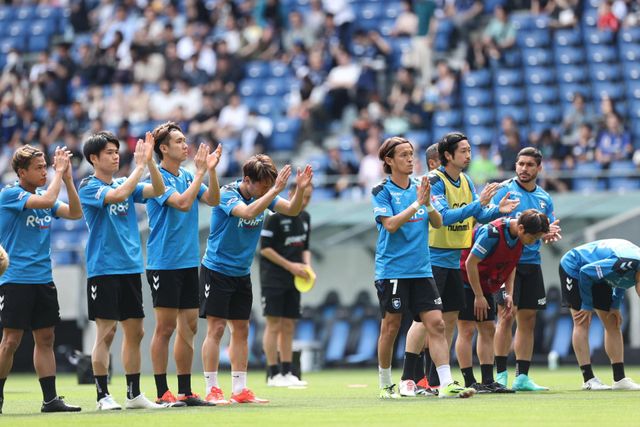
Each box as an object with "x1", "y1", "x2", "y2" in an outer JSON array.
[
  {"x1": 426, "y1": 204, "x2": 435, "y2": 213},
  {"x1": 410, "y1": 201, "x2": 420, "y2": 211}
]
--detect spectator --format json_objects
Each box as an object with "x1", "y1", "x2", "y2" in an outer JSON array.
[
  {"x1": 149, "y1": 79, "x2": 178, "y2": 121},
  {"x1": 598, "y1": 0, "x2": 620, "y2": 32},
  {"x1": 306, "y1": 0, "x2": 326, "y2": 39},
  {"x1": 283, "y1": 11, "x2": 315, "y2": 51},
  {"x1": 468, "y1": 143, "x2": 499, "y2": 185},
  {"x1": 392, "y1": 0, "x2": 419, "y2": 37},
  {"x1": 561, "y1": 92, "x2": 595, "y2": 146},
  {"x1": 126, "y1": 82, "x2": 150, "y2": 124},
  {"x1": 570, "y1": 123, "x2": 597, "y2": 166},
  {"x1": 500, "y1": 131, "x2": 522, "y2": 171},
  {"x1": 358, "y1": 136, "x2": 383, "y2": 193},
  {"x1": 217, "y1": 93, "x2": 249, "y2": 141},
  {"x1": 595, "y1": 112, "x2": 632, "y2": 166},
  {"x1": 482, "y1": 5, "x2": 517, "y2": 61},
  {"x1": 325, "y1": 145, "x2": 358, "y2": 198},
  {"x1": 324, "y1": 48, "x2": 361, "y2": 121}
]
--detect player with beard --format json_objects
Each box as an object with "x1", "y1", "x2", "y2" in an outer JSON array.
[{"x1": 492, "y1": 147, "x2": 561, "y2": 391}]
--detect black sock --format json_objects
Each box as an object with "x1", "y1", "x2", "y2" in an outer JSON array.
[
  {"x1": 580, "y1": 364, "x2": 595, "y2": 383},
  {"x1": 126, "y1": 373, "x2": 141, "y2": 399},
  {"x1": 481, "y1": 364, "x2": 494, "y2": 384},
  {"x1": 39, "y1": 376, "x2": 57, "y2": 402},
  {"x1": 428, "y1": 362, "x2": 440, "y2": 387},
  {"x1": 281, "y1": 362, "x2": 292, "y2": 375},
  {"x1": 612, "y1": 363, "x2": 625, "y2": 382},
  {"x1": 0, "y1": 377, "x2": 6, "y2": 399},
  {"x1": 515, "y1": 360, "x2": 530, "y2": 376},
  {"x1": 414, "y1": 352, "x2": 426, "y2": 383},
  {"x1": 95, "y1": 375, "x2": 109, "y2": 401},
  {"x1": 461, "y1": 367, "x2": 477, "y2": 387},
  {"x1": 177, "y1": 374, "x2": 191, "y2": 395},
  {"x1": 401, "y1": 352, "x2": 419, "y2": 381},
  {"x1": 495, "y1": 356, "x2": 508, "y2": 374},
  {"x1": 268, "y1": 364, "x2": 279, "y2": 378},
  {"x1": 154, "y1": 373, "x2": 168, "y2": 398}
]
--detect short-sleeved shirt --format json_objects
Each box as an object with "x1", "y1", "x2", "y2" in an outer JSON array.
[
  {"x1": 79, "y1": 175, "x2": 146, "y2": 278},
  {"x1": 260, "y1": 210, "x2": 311, "y2": 289},
  {"x1": 0, "y1": 183, "x2": 61, "y2": 285},
  {"x1": 145, "y1": 167, "x2": 207, "y2": 270},
  {"x1": 372, "y1": 177, "x2": 433, "y2": 280},
  {"x1": 201, "y1": 180, "x2": 281, "y2": 277},
  {"x1": 492, "y1": 178, "x2": 555, "y2": 264}
]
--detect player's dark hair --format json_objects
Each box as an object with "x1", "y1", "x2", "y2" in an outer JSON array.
[
  {"x1": 437, "y1": 132, "x2": 467, "y2": 166},
  {"x1": 152, "y1": 121, "x2": 183, "y2": 160},
  {"x1": 11, "y1": 145, "x2": 44, "y2": 173},
  {"x1": 516, "y1": 147, "x2": 543, "y2": 166},
  {"x1": 518, "y1": 209, "x2": 550, "y2": 235},
  {"x1": 83, "y1": 131, "x2": 120, "y2": 166},
  {"x1": 425, "y1": 143, "x2": 439, "y2": 167},
  {"x1": 243, "y1": 154, "x2": 278, "y2": 184},
  {"x1": 378, "y1": 136, "x2": 413, "y2": 174}
]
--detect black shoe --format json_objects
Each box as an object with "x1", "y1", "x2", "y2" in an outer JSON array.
[
  {"x1": 41, "y1": 396, "x2": 82, "y2": 413},
  {"x1": 178, "y1": 394, "x2": 215, "y2": 407},
  {"x1": 486, "y1": 381, "x2": 516, "y2": 393},
  {"x1": 469, "y1": 382, "x2": 492, "y2": 394}
]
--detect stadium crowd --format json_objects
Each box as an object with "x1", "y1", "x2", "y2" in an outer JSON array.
[{"x1": 0, "y1": 0, "x2": 638, "y2": 198}]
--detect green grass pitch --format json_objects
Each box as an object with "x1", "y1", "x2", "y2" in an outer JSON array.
[{"x1": 2, "y1": 367, "x2": 639, "y2": 426}]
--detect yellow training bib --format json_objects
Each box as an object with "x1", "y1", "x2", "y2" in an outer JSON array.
[{"x1": 429, "y1": 169, "x2": 475, "y2": 249}]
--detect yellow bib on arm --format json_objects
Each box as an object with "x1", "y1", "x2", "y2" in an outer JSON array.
[{"x1": 429, "y1": 169, "x2": 475, "y2": 249}]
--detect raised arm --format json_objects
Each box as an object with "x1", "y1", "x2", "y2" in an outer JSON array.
[
  {"x1": 274, "y1": 165, "x2": 313, "y2": 216},
  {"x1": 25, "y1": 146, "x2": 68, "y2": 210},
  {"x1": 165, "y1": 143, "x2": 209, "y2": 212},
  {"x1": 142, "y1": 132, "x2": 165, "y2": 199},
  {"x1": 232, "y1": 165, "x2": 292, "y2": 220},
  {"x1": 55, "y1": 149, "x2": 83, "y2": 219},
  {"x1": 104, "y1": 138, "x2": 148, "y2": 204},
  {"x1": 201, "y1": 144, "x2": 222, "y2": 206}
]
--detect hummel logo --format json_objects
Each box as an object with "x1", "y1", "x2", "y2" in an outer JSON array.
[
  {"x1": 566, "y1": 277, "x2": 573, "y2": 291},
  {"x1": 153, "y1": 275, "x2": 160, "y2": 290},
  {"x1": 620, "y1": 261, "x2": 633, "y2": 271},
  {"x1": 0, "y1": 295, "x2": 4, "y2": 311},
  {"x1": 91, "y1": 285, "x2": 97, "y2": 301},
  {"x1": 205, "y1": 283, "x2": 210, "y2": 298}
]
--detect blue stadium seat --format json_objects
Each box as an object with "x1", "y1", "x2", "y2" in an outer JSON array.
[
  {"x1": 245, "y1": 61, "x2": 269, "y2": 79},
  {"x1": 29, "y1": 19, "x2": 57, "y2": 37},
  {"x1": 324, "y1": 319, "x2": 350, "y2": 364},
  {"x1": 501, "y1": 48, "x2": 522, "y2": 67},
  {"x1": 28, "y1": 35, "x2": 49, "y2": 52},
  {"x1": 354, "y1": 3, "x2": 383, "y2": 21},
  {"x1": 256, "y1": 96, "x2": 285, "y2": 117},
  {"x1": 495, "y1": 86, "x2": 526, "y2": 105},
  {"x1": 620, "y1": 44, "x2": 640, "y2": 63},
  {"x1": 379, "y1": 18, "x2": 396, "y2": 37},
  {"x1": 294, "y1": 318, "x2": 316, "y2": 342},
  {"x1": 462, "y1": 68, "x2": 492, "y2": 88},
  {"x1": 573, "y1": 162, "x2": 605, "y2": 192},
  {"x1": 608, "y1": 161, "x2": 640, "y2": 192},
  {"x1": 529, "y1": 104, "x2": 561, "y2": 126},
  {"x1": 550, "y1": 316, "x2": 572, "y2": 358},
  {"x1": 15, "y1": 6, "x2": 35, "y2": 21},
  {"x1": 533, "y1": 14, "x2": 550, "y2": 29},
  {"x1": 527, "y1": 85, "x2": 558, "y2": 104},
  {"x1": 269, "y1": 61, "x2": 291, "y2": 78},
  {"x1": 35, "y1": 5, "x2": 62, "y2": 21},
  {"x1": 592, "y1": 81, "x2": 625, "y2": 101},
  {"x1": 582, "y1": 8, "x2": 599, "y2": 27},
  {"x1": 555, "y1": 46, "x2": 586, "y2": 65},
  {"x1": 270, "y1": 117, "x2": 301, "y2": 151},
  {"x1": 510, "y1": 12, "x2": 534, "y2": 31},
  {"x1": 483, "y1": 0, "x2": 506, "y2": 13},
  {"x1": 0, "y1": 7, "x2": 14, "y2": 22},
  {"x1": 517, "y1": 29, "x2": 551, "y2": 48},
  {"x1": 494, "y1": 68, "x2": 523, "y2": 87},
  {"x1": 589, "y1": 63, "x2": 622, "y2": 82},
  {"x1": 587, "y1": 45, "x2": 618, "y2": 63},
  {"x1": 524, "y1": 66, "x2": 556, "y2": 85},
  {"x1": 432, "y1": 110, "x2": 462, "y2": 128},
  {"x1": 263, "y1": 78, "x2": 289, "y2": 96},
  {"x1": 5, "y1": 21, "x2": 28, "y2": 38},
  {"x1": 388, "y1": 36, "x2": 412, "y2": 68},
  {"x1": 557, "y1": 65, "x2": 588, "y2": 83},
  {"x1": 558, "y1": 83, "x2": 591, "y2": 104},
  {"x1": 403, "y1": 129, "x2": 431, "y2": 148},
  {"x1": 523, "y1": 48, "x2": 553, "y2": 66},
  {"x1": 619, "y1": 27, "x2": 640, "y2": 44},
  {"x1": 462, "y1": 87, "x2": 492, "y2": 107},
  {"x1": 629, "y1": 99, "x2": 640, "y2": 118},
  {"x1": 584, "y1": 27, "x2": 615, "y2": 45},
  {"x1": 345, "y1": 318, "x2": 378, "y2": 364},
  {"x1": 464, "y1": 107, "x2": 494, "y2": 127},
  {"x1": 465, "y1": 126, "x2": 494, "y2": 145},
  {"x1": 239, "y1": 79, "x2": 262, "y2": 97},
  {"x1": 0, "y1": 36, "x2": 25, "y2": 53},
  {"x1": 554, "y1": 28, "x2": 582, "y2": 47},
  {"x1": 496, "y1": 105, "x2": 527, "y2": 124},
  {"x1": 434, "y1": 19, "x2": 454, "y2": 52},
  {"x1": 383, "y1": 2, "x2": 403, "y2": 19}
]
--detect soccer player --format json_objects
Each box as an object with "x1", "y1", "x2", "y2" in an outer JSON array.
[
  {"x1": 398, "y1": 133, "x2": 519, "y2": 397},
  {"x1": 260, "y1": 184, "x2": 313, "y2": 387},
  {"x1": 79, "y1": 131, "x2": 166, "y2": 410},
  {"x1": 456, "y1": 210, "x2": 549, "y2": 393},
  {"x1": 373, "y1": 136, "x2": 475, "y2": 400},
  {"x1": 559, "y1": 239, "x2": 640, "y2": 390},
  {"x1": 492, "y1": 147, "x2": 562, "y2": 391},
  {"x1": 0, "y1": 145, "x2": 82, "y2": 413},
  {"x1": 145, "y1": 122, "x2": 222, "y2": 406},
  {"x1": 200, "y1": 155, "x2": 313, "y2": 404}
]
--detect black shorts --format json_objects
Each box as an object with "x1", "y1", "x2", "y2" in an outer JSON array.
[
  {"x1": 199, "y1": 266, "x2": 252, "y2": 320},
  {"x1": 513, "y1": 263, "x2": 547, "y2": 310},
  {"x1": 146, "y1": 268, "x2": 199, "y2": 309},
  {"x1": 432, "y1": 266, "x2": 465, "y2": 312},
  {"x1": 374, "y1": 277, "x2": 442, "y2": 321},
  {"x1": 458, "y1": 286, "x2": 497, "y2": 322},
  {"x1": 0, "y1": 283, "x2": 60, "y2": 330},
  {"x1": 559, "y1": 265, "x2": 613, "y2": 311},
  {"x1": 261, "y1": 286, "x2": 301, "y2": 319},
  {"x1": 87, "y1": 274, "x2": 145, "y2": 321}
]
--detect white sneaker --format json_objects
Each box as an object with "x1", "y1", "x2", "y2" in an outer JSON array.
[
  {"x1": 583, "y1": 377, "x2": 612, "y2": 390},
  {"x1": 267, "y1": 373, "x2": 291, "y2": 387},
  {"x1": 612, "y1": 377, "x2": 640, "y2": 390},
  {"x1": 96, "y1": 395, "x2": 122, "y2": 411},
  {"x1": 399, "y1": 379, "x2": 417, "y2": 397},
  {"x1": 283, "y1": 372, "x2": 308, "y2": 386},
  {"x1": 125, "y1": 393, "x2": 168, "y2": 409}
]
